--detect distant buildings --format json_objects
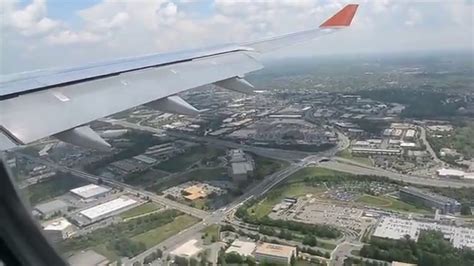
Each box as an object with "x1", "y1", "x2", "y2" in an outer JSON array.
[
  {"x1": 255, "y1": 242, "x2": 297, "y2": 265},
  {"x1": 373, "y1": 217, "x2": 474, "y2": 249},
  {"x1": 228, "y1": 149, "x2": 255, "y2": 184},
  {"x1": 436, "y1": 168, "x2": 471, "y2": 179},
  {"x1": 399, "y1": 186, "x2": 461, "y2": 214}
]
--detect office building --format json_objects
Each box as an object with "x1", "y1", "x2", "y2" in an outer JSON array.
[
  {"x1": 42, "y1": 217, "x2": 75, "y2": 242},
  {"x1": 255, "y1": 242, "x2": 296, "y2": 265},
  {"x1": 399, "y1": 186, "x2": 461, "y2": 214},
  {"x1": 228, "y1": 149, "x2": 255, "y2": 183}
]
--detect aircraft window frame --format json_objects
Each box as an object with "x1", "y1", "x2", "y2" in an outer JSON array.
[{"x1": 0, "y1": 156, "x2": 66, "y2": 266}]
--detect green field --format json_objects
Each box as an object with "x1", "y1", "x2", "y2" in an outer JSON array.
[
  {"x1": 201, "y1": 224, "x2": 220, "y2": 244},
  {"x1": 253, "y1": 155, "x2": 290, "y2": 179},
  {"x1": 60, "y1": 209, "x2": 195, "y2": 261},
  {"x1": 23, "y1": 173, "x2": 88, "y2": 205},
  {"x1": 120, "y1": 202, "x2": 162, "y2": 219},
  {"x1": 155, "y1": 146, "x2": 224, "y2": 172},
  {"x1": 123, "y1": 169, "x2": 169, "y2": 187},
  {"x1": 182, "y1": 167, "x2": 228, "y2": 181},
  {"x1": 131, "y1": 215, "x2": 200, "y2": 248},
  {"x1": 337, "y1": 149, "x2": 374, "y2": 166},
  {"x1": 356, "y1": 194, "x2": 431, "y2": 213},
  {"x1": 247, "y1": 167, "x2": 344, "y2": 219}
]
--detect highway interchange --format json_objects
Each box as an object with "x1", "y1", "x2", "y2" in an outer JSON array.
[{"x1": 13, "y1": 120, "x2": 474, "y2": 265}]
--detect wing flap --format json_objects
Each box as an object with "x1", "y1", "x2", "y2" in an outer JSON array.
[{"x1": 0, "y1": 52, "x2": 262, "y2": 145}]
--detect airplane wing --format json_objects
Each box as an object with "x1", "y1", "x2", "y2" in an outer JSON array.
[{"x1": 0, "y1": 4, "x2": 358, "y2": 151}]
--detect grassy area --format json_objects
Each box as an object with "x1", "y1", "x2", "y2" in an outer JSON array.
[
  {"x1": 253, "y1": 155, "x2": 290, "y2": 179},
  {"x1": 356, "y1": 194, "x2": 431, "y2": 214},
  {"x1": 59, "y1": 209, "x2": 189, "y2": 260},
  {"x1": 247, "y1": 168, "x2": 340, "y2": 219},
  {"x1": 337, "y1": 149, "x2": 374, "y2": 166},
  {"x1": 155, "y1": 146, "x2": 224, "y2": 172},
  {"x1": 120, "y1": 202, "x2": 162, "y2": 219},
  {"x1": 182, "y1": 167, "x2": 228, "y2": 181},
  {"x1": 123, "y1": 169, "x2": 169, "y2": 187},
  {"x1": 131, "y1": 215, "x2": 200, "y2": 248},
  {"x1": 201, "y1": 224, "x2": 220, "y2": 244},
  {"x1": 23, "y1": 173, "x2": 88, "y2": 205}
]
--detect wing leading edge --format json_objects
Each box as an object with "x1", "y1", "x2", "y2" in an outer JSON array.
[{"x1": 0, "y1": 4, "x2": 358, "y2": 150}]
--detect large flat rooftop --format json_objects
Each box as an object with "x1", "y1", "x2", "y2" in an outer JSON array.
[
  {"x1": 255, "y1": 242, "x2": 296, "y2": 258},
  {"x1": 79, "y1": 197, "x2": 137, "y2": 220},
  {"x1": 70, "y1": 184, "x2": 111, "y2": 199}
]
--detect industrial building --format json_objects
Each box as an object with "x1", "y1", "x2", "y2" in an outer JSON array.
[
  {"x1": 228, "y1": 149, "x2": 255, "y2": 183},
  {"x1": 79, "y1": 196, "x2": 138, "y2": 221},
  {"x1": 399, "y1": 186, "x2": 461, "y2": 214},
  {"x1": 226, "y1": 240, "x2": 257, "y2": 257},
  {"x1": 33, "y1": 199, "x2": 68, "y2": 219},
  {"x1": 351, "y1": 147, "x2": 401, "y2": 156},
  {"x1": 133, "y1": 154, "x2": 157, "y2": 164},
  {"x1": 255, "y1": 242, "x2": 296, "y2": 265},
  {"x1": 70, "y1": 184, "x2": 111, "y2": 199},
  {"x1": 42, "y1": 218, "x2": 75, "y2": 242},
  {"x1": 373, "y1": 217, "x2": 474, "y2": 249},
  {"x1": 436, "y1": 168, "x2": 467, "y2": 179}
]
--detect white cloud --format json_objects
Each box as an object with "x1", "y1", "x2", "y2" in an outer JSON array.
[
  {"x1": 1, "y1": 0, "x2": 473, "y2": 74},
  {"x1": 404, "y1": 8, "x2": 422, "y2": 27},
  {"x1": 3, "y1": 0, "x2": 60, "y2": 36}
]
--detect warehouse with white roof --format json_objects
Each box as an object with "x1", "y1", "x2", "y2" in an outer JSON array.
[
  {"x1": 70, "y1": 184, "x2": 111, "y2": 199},
  {"x1": 79, "y1": 196, "x2": 138, "y2": 221},
  {"x1": 373, "y1": 217, "x2": 474, "y2": 249}
]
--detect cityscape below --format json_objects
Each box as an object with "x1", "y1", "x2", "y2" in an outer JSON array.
[{"x1": 5, "y1": 51, "x2": 474, "y2": 266}]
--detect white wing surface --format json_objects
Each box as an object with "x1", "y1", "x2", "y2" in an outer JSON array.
[{"x1": 0, "y1": 4, "x2": 358, "y2": 150}]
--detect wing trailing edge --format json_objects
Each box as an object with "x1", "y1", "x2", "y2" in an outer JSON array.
[{"x1": 243, "y1": 4, "x2": 359, "y2": 52}]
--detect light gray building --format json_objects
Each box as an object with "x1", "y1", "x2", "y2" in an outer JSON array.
[
  {"x1": 33, "y1": 199, "x2": 68, "y2": 219},
  {"x1": 228, "y1": 149, "x2": 255, "y2": 184},
  {"x1": 399, "y1": 186, "x2": 461, "y2": 214}
]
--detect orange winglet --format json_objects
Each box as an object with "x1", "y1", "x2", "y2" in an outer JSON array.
[{"x1": 320, "y1": 4, "x2": 359, "y2": 28}]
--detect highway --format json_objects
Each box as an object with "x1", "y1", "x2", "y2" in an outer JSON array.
[
  {"x1": 16, "y1": 153, "x2": 210, "y2": 219},
  {"x1": 103, "y1": 118, "x2": 312, "y2": 161},
  {"x1": 319, "y1": 160, "x2": 474, "y2": 188},
  {"x1": 16, "y1": 121, "x2": 474, "y2": 265}
]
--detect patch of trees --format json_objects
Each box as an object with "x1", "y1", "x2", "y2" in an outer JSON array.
[
  {"x1": 302, "y1": 235, "x2": 318, "y2": 246},
  {"x1": 224, "y1": 252, "x2": 256, "y2": 265},
  {"x1": 343, "y1": 257, "x2": 388, "y2": 266},
  {"x1": 358, "y1": 89, "x2": 465, "y2": 119},
  {"x1": 143, "y1": 249, "x2": 162, "y2": 264},
  {"x1": 107, "y1": 237, "x2": 146, "y2": 258},
  {"x1": 59, "y1": 209, "x2": 182, "y2": 257},
  {"x1": 300, "y1": 247, "x2": 331, "y2": 258},
  {"x1": 27, "y1": 172, "x2": 88, "y2": 205},
  {"x1": 236, "y1": 205, "x2": 341, "y2": 239},
  {"x1": 360, "y1": 230, "x2": 474, "y2": 266},
  {"x1": 429, "y1": 187, "x2": 474, "y2": 205},
  {"x1": 83, "y1": 131, "x2": 163, "y2": 173},
  {"x1": 461, "y1": 204, "x2": 472, "y2": 215}
]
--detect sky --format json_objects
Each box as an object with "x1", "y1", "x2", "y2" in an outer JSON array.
[{"x1": 1, "y1": 0, "x2": 473, "y2": 74}]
